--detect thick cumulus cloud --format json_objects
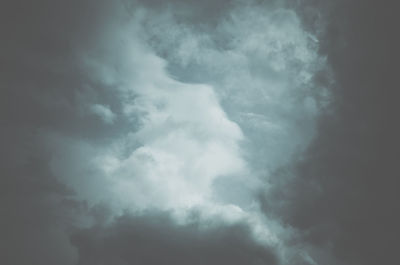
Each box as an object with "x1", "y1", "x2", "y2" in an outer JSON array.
[
  {"x1": 47, "y1": 19, "x2": 248, "y2": 213},
  {"x1": 3, "y1": 0, "x2": 383, "y2": 265},
  {"x1": 142, "y1": 1, "x2": 330, "y2": 172},
  {"x1": 45, "y1": 0, "x2": 328, "y2": 215}
]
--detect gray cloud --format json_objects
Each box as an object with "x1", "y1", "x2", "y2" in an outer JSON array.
[
  {"x1": 2, "y1": 0, "x2": 397, "y2": 265},
  {"x1": 0, "y1": 1, "x2": 126, "y2": 264},
  {"x1": 261, "y1": 1, "x2": 400, "y2": 264},
  {"x1": 0, "y1": 129, "x2": 79, "y2": 264},
  {"x1": 71, "y1": 210, "x2": 278, "y2": 265},
  {"x1": 1, "y1": 0, "x2": 326, "y2": 263}
]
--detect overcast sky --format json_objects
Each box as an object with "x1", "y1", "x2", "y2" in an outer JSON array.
[{"x1": 1, "y1": 0, "x2": 399, "y2": 265}]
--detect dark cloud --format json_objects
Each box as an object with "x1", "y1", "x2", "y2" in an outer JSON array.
[
  {"x1": 0, "y1": 1, "x2": 279, "y2": 264},
  {"x1": 0, "y1": 129, "x2": 79, "y2": 264},
  {"x1": 0, "y1": 0, "x2": 136, "y2": 141},
  {"x1": 71, "y1": 211, "x2": 278, "y2": 265},
  {"x1": 1, "y1": 1, "x2": 174, "y2": 164},
  {"x1": 0, "y1": 1, "x2": 125, "y2": 264},
  {"x1": 262, "y1": 1, "x2": 400, "y2": 264},
  {"x1": 2, "y1": 0, "x2": 398, "y2": 264}
]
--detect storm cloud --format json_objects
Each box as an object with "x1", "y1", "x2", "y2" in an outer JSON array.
[
  {"x1": 70, "y1": 210, "x2": 278, "y2": 265},
  {"x1": 1, "y1": 0, "x2": 398, "y2": 265},
  {"x1": 262, "y1": 1, "x2": 400, "y2": 265}
]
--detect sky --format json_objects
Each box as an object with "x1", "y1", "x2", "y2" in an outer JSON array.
[{"x1": 1, "y1": 0, "x2": 399, "y2": 265}]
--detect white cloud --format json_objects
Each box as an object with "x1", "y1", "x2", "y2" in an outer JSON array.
[
  {"x1": 141, "y1": 3, "x2": 331, "y2": 175},
  {"x1": 99, "y1": 54, "x2": 248, "y2": 211},
  {"x1": 50, "y1": 13, "x2": 248, "y2": 215},
  {"x1": 90, "y1": 104, "x2": 116, "y2": 124},
  {"x1": 47, "y1": 2, "x2": 332, "y2": 263},
  {"x1": 111, "y1": 80, "x2": 245, "y2": 208}
]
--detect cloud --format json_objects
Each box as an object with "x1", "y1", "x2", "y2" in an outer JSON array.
[
  {"x1": 0, "y1": 1, "x2": 123, "y2": 264},
  {"x1": 140, "y1": 1, "x2": 330, "y2": 176},
  {"x1": 70, "y1": 210, "x2": 279, "y2": 265},
  {"x1": 0, "y1": 129, "x2": 79, "y2": 265},
  {"x1": 45, "y1": 0, "x2": 328, "y2": 238},
  {"x1": 45, "y1": 18, "x2": 248, "y2": 214},
  {"x1": 90, "y1": 104, "x2": 116, "y2": 124},
  {"x1": 260, "y1": 1, "x2": 400, "y2": 264},
  {"x1": 2, "y1": 0, "x2": 376, "y2": 265}
]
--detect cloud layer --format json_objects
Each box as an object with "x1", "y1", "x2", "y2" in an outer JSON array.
[
  {"x1": 1, "y1": 0, "x2": 329, "y2": 264},
  {"x1": 2, "y1": 0, "x2": 398, "y2": 265}
]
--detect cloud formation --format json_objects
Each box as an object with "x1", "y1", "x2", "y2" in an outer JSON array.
[
  {"x1": 3, "y1": 0, "x2": 397, "y2": 265},
  {"x1": 261, "y1": 1, "x2": 400, "y2": 265},
  {"x1": 71, "y1": 210, "x2": 278, "y2": 265},
  {"x1": 1, "y1": 0, "x2": 328, "y2": 264}
]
